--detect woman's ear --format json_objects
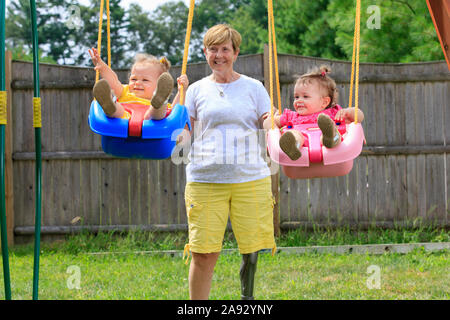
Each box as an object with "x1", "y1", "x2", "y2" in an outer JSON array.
[{"x1": 234, "y1": 47, "x2": 240, "y2": 61}]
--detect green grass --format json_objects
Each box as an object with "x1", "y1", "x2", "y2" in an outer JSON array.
[{"x1": 0, "y1": 227, "x2": 448, "y2": 300}]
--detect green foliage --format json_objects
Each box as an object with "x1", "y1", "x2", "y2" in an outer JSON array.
[
  {"x1": 328, "y1": 0, "x2": 443, "y2": 62},
  {"x1": 10, "y1": 45, "x2": 57, "y2": 64},
  {"x1": 128, "y1": 2, "x2": 190, "y2": 64},
  {"x1": 6, "y1": 0, "x2": 81, "y2": 64},
  {"x1": 4, "y1": 0, "x2": 445, "y2": 67},
  {"x1": 72, "y1": 0, "x2": 128, "y2": 67}
]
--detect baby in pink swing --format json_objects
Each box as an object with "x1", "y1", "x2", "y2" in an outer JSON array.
[{"x1": 264, "y1": 65, "x2": 364, "y2": 160}]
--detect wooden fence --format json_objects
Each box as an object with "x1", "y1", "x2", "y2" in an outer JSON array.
[{"x1": 4, "y1": 51, "x2": 450, "y2": 243}]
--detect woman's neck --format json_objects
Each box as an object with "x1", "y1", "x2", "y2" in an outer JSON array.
[{"x1": 211, "y1": 71, "x2": 239, "y2": 83}]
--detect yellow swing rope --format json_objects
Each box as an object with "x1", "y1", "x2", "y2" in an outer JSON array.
[
  {"x1": 95, "y1": 0, "x2": 111, "y2": 84},
  {"x1": 106, "y1": 0, "x2": 111, "y2": 69},
  {"x1": 180, "y1": 0, "x2": 195, "y2": 106},
  {"x1": 95, "y1": 0, "x2": 105, "y2": 83},
  {"x1": 268, "y1": 0, "x2": 362, "y2": 126},
  {"x1": 348, "y1": 0, "x2": 361, "y2": 124},
  {"x1": 95, "y1": 0, "x2": 195, "y2": 106},
  {"x1": 267, "y1": 0, "x2": 281, "y2": 130}
]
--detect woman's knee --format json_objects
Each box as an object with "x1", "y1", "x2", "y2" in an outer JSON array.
[{"x1": 191, "y1": 252, "x2": 220, "y2": 268}]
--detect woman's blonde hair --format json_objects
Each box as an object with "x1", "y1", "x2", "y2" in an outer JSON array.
[
  {"x1": 203, "y1": 24, "x2": 242, "y2": 51},
  {"x1": 132, "y1": 53, "x2": 171, "y2": 73},
  {"x1": 296, "y1": 65, "x2": 338, "y2": 109}
]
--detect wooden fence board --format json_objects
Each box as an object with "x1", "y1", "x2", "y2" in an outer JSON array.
[
  {"x1": 416, "y1": 155, "x2": 428, "y2": 222},
  {"x1": 445, "y1": 82, "x2": 450, "y2": 143},
  {"x1": 426, "y1": 154, "x2": 446, "y2": 222},
  {"x1": 355, "y1": 156, "x2": 369, "y2": 223}
]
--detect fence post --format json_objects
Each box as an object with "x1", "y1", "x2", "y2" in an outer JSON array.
[
  {"x1": 4, "y1": 50, "x2": 13, "y2": 245},
  {"x1": 263, "y1": 44, "x2": 280, "y2": 237}
]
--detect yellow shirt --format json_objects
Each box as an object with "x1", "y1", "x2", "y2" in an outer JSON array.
[
  {"x1": 118, "y1": 85, "x2": 151, "y2": 105},
  {"x1": 117, "y1": 85, "x2": 172, "y2": 120}
]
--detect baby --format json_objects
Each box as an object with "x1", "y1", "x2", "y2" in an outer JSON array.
[
  {"x1": 264, "y1": 65, "x2": 364, "y2": 160},
  {"x1": 89, "y1": 47, "x2": 188, "y2": 120}
]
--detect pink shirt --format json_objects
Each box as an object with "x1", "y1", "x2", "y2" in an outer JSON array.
[
  {"x1": 280, "y1": 105, "x2": 342, "y2": 127},
  {"x1": 279, "y1": 105, "x2": 343, "y2": 147}
]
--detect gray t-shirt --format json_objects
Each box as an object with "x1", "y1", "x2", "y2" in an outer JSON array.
[{"x1": 185, "y1": 74, "x2": 271, "y2": 183}]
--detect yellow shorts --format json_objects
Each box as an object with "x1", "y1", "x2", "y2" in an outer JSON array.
[{"x1": 183, "y1": 176, "x2": 276, "y2": 260}]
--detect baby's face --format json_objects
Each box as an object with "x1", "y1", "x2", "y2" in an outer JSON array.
[
  {"x1": 128, "y1": 64, "x2": 162, "y2": 100},
  {"x1": 293, "y1": 82, "x2": 330, "y2": 116}
]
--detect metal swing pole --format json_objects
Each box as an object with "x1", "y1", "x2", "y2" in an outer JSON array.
[
  {"x1": 29, "y1": 0, "x2": 42, "y2": 301},
  {"x1": 0, "y1": 0, "x2": 11, "y2": 301}
]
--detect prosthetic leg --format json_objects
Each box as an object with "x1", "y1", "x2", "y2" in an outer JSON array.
[{"x1": 240, "y1": 252, "x2": 259, "y2": 300}]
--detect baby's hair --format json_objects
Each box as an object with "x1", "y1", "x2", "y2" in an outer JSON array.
[
  {"x1": 296, "y1": 65, "x2": 338, "y2": 109},
  {"x1": 132, "y1": 53, "x2": 171, "y2": 73}
]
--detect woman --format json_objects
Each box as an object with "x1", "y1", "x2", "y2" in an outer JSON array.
[{"x1": 183, "y1": 24, "x2": 276, "y2": 300}]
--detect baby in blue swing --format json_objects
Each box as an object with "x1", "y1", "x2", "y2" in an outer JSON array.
[{"x1": 89, "y1": 47, "x2": 189, "y2": 120}]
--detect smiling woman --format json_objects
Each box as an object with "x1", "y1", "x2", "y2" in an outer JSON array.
[{"x1": 182, "y1": 24, "x2": 276, "y2": 301}]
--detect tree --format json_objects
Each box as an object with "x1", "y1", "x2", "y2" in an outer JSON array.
[
  {"x1": 72, "y1": 0, "x2": 128, "y2": 68},
  {"x1": 127, "y1": 1, "x2": 189, "y2": 65},
  {"x1": 327, "y1": 0, "x2": 443, "y2": 62},
  {"x1": 5, "y1": 0, "x2": 444, "y2": 66},
  {"x1": 6, "y1": 0, "x2": 82, "y2": 64}
]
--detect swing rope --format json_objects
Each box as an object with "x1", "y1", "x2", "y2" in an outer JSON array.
[
  {"x1": 95, "y1": 0, "x2": 111, "y2": 84},
  {"x1": 180, "y1": 0, "x2": 195, "y2": 106},
  {"x1": 348, "y1": 0, "x2": 361, "y2": 123},
  {"x1": 268, "y1": 0, "x2": 362, "y2": 127},
  {"x1": 95, "y1": 0, "x2": 195, "y2": 106},
  {"x1": 267, "y1": 0, "x2": 281, "y2": 130}
]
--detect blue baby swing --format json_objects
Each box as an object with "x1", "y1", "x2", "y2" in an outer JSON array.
[{"x1": 88, "y1": 0, "x2": 194, "y2": 159}]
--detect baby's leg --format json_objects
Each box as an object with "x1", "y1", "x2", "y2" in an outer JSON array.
[
  {"x1": 279, "y1": 129, "x2": 304, "y2": 160},
  {"x1": 145, "y1": 103, "x2": 168, "y2": 120},
  {"x1": 318, "y1": 114, "x2": 341, "y2": 148},
  {"x1": 93, "y1": 79, "x2": 127, "y2": 118},
  {"x1": 148, "y1": 72, "x2": 174, "y2": 120}
]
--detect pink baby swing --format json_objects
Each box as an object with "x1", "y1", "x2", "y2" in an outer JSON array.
[{"x1": 266, "y1": 0, "x2": 365, "y2": 179}]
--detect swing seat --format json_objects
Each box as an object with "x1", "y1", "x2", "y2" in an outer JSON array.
[
  {"x1": 88, "y1": 100, "x2": 191, "y2": 159},
  {"x1": 267, "y1": 122, "x2": 365, "y2": 179}
]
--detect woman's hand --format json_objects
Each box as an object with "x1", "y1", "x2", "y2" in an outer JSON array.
[{"x1": 262, "y1": 110, "x2": 281, "y2": 129}]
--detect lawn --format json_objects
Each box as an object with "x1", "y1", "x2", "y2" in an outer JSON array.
[{"x1": 0, "y1": 228, "x2": 449, "y2": 300}]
